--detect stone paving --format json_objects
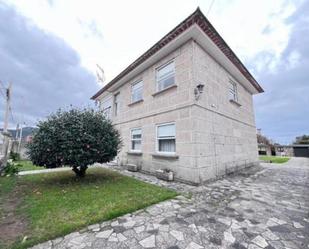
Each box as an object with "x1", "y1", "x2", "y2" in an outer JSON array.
[{"x1": 30, "y1": 158, "x2": 309, "y2": 249}]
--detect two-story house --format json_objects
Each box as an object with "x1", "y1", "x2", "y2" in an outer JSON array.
[{"x1": 91, "y1": 8, "x2": 264, "y2": 185}]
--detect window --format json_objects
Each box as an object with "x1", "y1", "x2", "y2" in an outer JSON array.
[
  {"x1": 156, "y1": 61, "x2": 175, "y2": 91},
  {"x1": 228, "y1": 80, "x2": 238, "y2": 101},
  {"x1": 131, "y1": 128, "x2": 142, "y2": 151},
  {"x1": 101, "y1": 97, "x2": 112, "y2": 119},
  {"x1": 131, "y1": 80, "x2": 143, "y2": 103},
  {"x1": 157, "y1": 123, "x2": 176, "y2": 153},
  {"x1": 114, "y1": 93, "x2": 120, "y2": 116}
]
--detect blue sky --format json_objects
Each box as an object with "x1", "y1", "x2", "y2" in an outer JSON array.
[{"x1": 0, "y1": 0, "x2": 308, "y2": 144}]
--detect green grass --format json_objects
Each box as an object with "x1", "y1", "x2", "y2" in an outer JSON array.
[
  {"x1": 259, "y1": 156, "x2": 290, "y2": 164},
  {"x1": 16, "y1": 160, "x2": 44, "y2": 171},
  {"x1": 0, "y1": 168, "x2": 177, "y2": 249}
]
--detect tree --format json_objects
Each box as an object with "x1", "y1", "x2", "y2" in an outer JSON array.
[
  {"x1": 257, "y1": 133, "x2": 272, "y2": 146},
  {"x1": 27, "y1": 108, "x2": 122, "y2": 177},
  {"x1": 294, "y1": 135, "x2": 309, "y2": 144}
]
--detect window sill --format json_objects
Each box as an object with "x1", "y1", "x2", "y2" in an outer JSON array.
[
  {"x1": 127, "y1": 151, "x2": 142, "y2": 156},
  {"x1": 151, "y1": 153, "x2": 179, "y2": 160},
  {"x1": 152, "y1": 84, "x2": 177, "y2": 97},
  {"x1": 229, "y1": 99, "x2": 242, "y2": 107},
  {"x1": 128, "y1": 99, "x2": 144, "y2": 107}
]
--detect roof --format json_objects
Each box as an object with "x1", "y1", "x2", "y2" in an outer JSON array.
[
  {"x1": 91, "y1": 7, "x2": 264, "y2": 100},
  {"x1": 274, "y1": 144, "x2": 309, "y2": 148}
]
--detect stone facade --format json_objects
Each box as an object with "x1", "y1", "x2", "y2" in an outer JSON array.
[
  {"x1": 95, "y1": 39, "x2": 259, "y2": 185},
  {"x1": 93, "y1": 9, "x2": 262, "y2": 185},
  {"x1": 191, "y1": 42, "x2": 259, "y2": 183}
]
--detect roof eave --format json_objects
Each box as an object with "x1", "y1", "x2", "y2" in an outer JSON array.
[{"x1": 91, "y1": 7, "x2": 264, "y2": 100}]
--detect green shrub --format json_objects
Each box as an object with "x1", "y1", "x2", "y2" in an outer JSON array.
[
  {"x1": 9, "y1": 151, "x2": 21, "y2": 161},
  {"x1": 26, "y1": 108, "x2": 122, "y2": 177}
]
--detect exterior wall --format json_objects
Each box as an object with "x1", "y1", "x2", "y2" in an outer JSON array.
[
  {"x1": 191, "y1": 41, "x2": 259, "y2": 183},
  {"x1": 97, "y1": 40, "x2": 259, "y2": 184},
  {"x1": 100, "y1": 40, "x2": 199, "y2": 184}
]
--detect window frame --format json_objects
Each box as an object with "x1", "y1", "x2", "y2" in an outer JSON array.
[
  {"x1": 156, "y1": 122, "x2": 176, "y2": 155},
  {"x1": 131, "y1": 80, "x2": 143, "y2": 103},
  {"x1": 156, "y1": 60, "x2": 175, "y2": 92},
  {"x1": 101, "y1": 96, "x2": 112, "y2": 119},
  {"x1": 228, "y1": 80, "x2": 238, "y2": 102},
  {"x1": 114, "y1": 92, "x2": 120, "y2": 116},
  {"x1": 130, "y1": 127, "x2": 142, "y2": 152}
]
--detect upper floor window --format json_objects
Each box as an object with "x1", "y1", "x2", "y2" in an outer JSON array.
[
  {"x1": 131, "y1": 128, "x2": 142, "y2": 151},
  {"x1": 156, "y1": 123, "x2": 176, "y2": 153},
  {"x1": 156, "y1": 60, "x2": 175, "y2": 91},
  {"x1": 228, "y1": 80, "x2": 238, "y2": 102},
  {"x1": 131, "y1": 80, "x2": 143, "y2": 103},
  {"x1": 101, "y1": 97, "x2": 112, "y2": 119},
  {"x1": 114, "y1": 93, "x2": 120, "y2": 116}
]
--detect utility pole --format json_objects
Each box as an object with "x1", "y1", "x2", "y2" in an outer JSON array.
[
  {"x1": 1, "y1": 82, "x2": 12, "y2": 171},
  {"x1": 18, "y1": 123, "x2": 23, "y2": 154},
  {"x1": 15, "y1": 123, "x2": 19, "y2": 140},
  {"x1": 3, "y1": 82, "x2": 11, "y2": 133}
]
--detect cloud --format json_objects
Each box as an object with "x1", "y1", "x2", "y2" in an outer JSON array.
[
  {"x1": 253, "y1": 0, "x2": 309, "y2": 144},
  {"x1": 0, "y1": 2, "x2": 98, "y2": 127}
]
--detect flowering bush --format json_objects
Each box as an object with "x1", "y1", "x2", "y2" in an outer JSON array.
[{"x1": 26, "y1": 108, "x2": 122, "y2": 177}]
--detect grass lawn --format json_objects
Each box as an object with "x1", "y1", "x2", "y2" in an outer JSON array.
[
  {"x1": 259, "y1": 156, "x2": 290, "y2": 164},
  {"x1": 0, "y1": 168, "x2": 177, "y2": 249},
  {"x1": 16, "y1": 160, "x2": 44, "y2": 171}
]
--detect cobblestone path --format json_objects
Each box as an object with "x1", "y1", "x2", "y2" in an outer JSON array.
[{"x1": 31, "y1": 157, "x2": 309, "y2": 249}]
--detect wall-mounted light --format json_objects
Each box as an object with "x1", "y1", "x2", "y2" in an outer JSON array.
[{"x1": 194, "y1": 83, "x2": 205, "y2": 100}]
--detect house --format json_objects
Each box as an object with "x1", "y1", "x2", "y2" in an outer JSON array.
[
  {"x1": 258, "y1": 143, "x2": 272, "y2": 156},
  {"x1": 275, "y1": 144, "x2": 309, "y2": 157},
  {"x1": 91, "y1": 8, "x2": 264, "y2": 184}
]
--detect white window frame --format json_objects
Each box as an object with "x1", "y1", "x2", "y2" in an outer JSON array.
[
  {"x1": 101, "y1": 96, "x2": 112, "y2": 119},
  {"x1": 228, "y1": 80, "x2": 238, "y2": 102},
  {"x1": 130, "y1": 128, "x2": 142, "y2": 152},
  {"x1": 156, "y1": 122, "x2": 176, "y2": 155},
  {"x1": 114, "y1": 92, "x2": 120, "y2": 116},
  {"x1": 131, "y1": 80, "x2": 143, "y2": 103},
  {"x1": 156, "y1": 60, "x2": 175, "y2": 92}
]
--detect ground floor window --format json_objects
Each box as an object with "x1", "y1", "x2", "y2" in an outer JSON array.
[
  {"x1": 156, "y1": 123, "x2": 176, "y2": 153},
  {"x1": 131, "y1": 128, "x2": 142, "y2": 151}
]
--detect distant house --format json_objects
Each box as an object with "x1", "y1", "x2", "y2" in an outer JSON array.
[
  {"x1": 91, "y1": 8, "x2": 264, "y2": 184},
  {"x1": 274, "y1": 144, "x2": 309, "y2": 157},
  {"x1": 258, "y1": 143, "x2": 272, "y2": 156}
]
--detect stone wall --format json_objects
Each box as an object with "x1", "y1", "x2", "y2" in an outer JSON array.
[
  {"x1": 98, "y1": 39, "x2": 259, "y2": 184},
  {"x1": 191, "y1": 41, "x2": 259, "y2": 183},
  {"x1": 110, "y1": 40, "x2": 198, "y2": 184}
]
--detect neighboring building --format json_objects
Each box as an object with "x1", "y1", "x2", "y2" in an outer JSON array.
[
  {"x1": 275, "y1": 144, "x2": 309, "y2": 157},
  {"x1": 91, "y1": 8, "x2": 264, "y2": 184},
  {"x1": 258, "y1": 143, "x2": 272, "y2": 156}
]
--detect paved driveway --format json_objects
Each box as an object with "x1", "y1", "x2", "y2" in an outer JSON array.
[{"x1": 31, "y1": 158, "x2": 309, "y2": 249}]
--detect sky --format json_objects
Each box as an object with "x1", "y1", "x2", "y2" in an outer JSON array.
[{"x1": 0, "y1": 0, "x2": 308, "y2": 144}]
